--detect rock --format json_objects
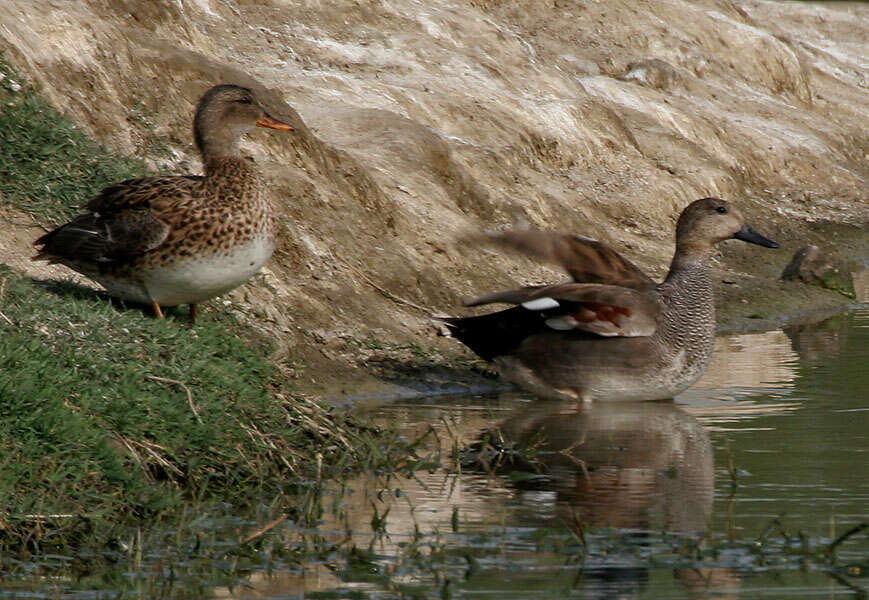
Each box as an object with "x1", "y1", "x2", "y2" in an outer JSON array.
[
  {"x1": 560, "y1": 55, "x2": 601, "y2": 76},
  {"x1": 780, "y1": 246, "x2": 860, "y2": 298},
  {"x1": 435, "y1": 323, "x2": 452, "y2": 337},
  {"x1": 620, "y1": 59, "x2": 678, "y2": 91}
]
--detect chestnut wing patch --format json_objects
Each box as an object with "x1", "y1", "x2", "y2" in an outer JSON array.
[
  {"x1": 467, "y1": 283, "x2": 661, "y2": 337},
  {"x1": 541, "y1": 301, "x2": 642, "y2": 336}
]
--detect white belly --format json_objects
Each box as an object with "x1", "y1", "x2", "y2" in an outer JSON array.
[{"x1": 143, "y1": 237, "x2": 275, "y2": 306}]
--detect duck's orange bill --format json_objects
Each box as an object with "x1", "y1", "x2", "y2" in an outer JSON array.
[{"x1": 256, "y1": 113, "x2": 294, "y2": 131}]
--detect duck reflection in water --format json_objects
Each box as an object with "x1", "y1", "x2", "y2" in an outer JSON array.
[
  {"x1": 468, "y1": 399, "x2": 713, "y2": 533},
  {"x1": 467, "y1": 398, "x2": 741, "y2": 598}
]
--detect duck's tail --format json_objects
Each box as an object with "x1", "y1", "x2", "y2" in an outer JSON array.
[
  {"x1": 438, "y1": 307, "x2": 540, "y2": 362},
  {"x1": 32, "y1": 214, "x2": 107, "y2": 263}
]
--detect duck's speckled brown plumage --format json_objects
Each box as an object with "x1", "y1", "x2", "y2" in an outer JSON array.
[
  {"x1": 444, "y1": 198, "x2": 780, "y2": 402},
  {"x1": 34, "y1": 84, "x2": 292, "y2": 322}
]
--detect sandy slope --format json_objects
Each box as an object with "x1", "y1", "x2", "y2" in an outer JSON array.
[{"x1": 1, "y1": 0, "x2": 866, "y2": 391}]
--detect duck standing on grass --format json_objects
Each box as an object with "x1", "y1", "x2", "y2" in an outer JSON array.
[
  {"x1": 33, "y1": 84, "x2": 293, "y2": 323},
  {"x1": 443, "y1": 198, "x2": 779, "y2": 402}
]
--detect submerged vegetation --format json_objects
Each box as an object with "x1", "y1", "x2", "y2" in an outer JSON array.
[{"x1": 0, "y1": 429, "x2": 865, "y2": 599}]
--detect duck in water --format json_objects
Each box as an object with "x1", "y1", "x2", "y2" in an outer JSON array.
[{"x1": 443, "y1": 198, "x2": 779, "y2": 402}]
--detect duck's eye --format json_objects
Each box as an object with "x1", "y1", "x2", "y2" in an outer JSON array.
[
  {"x1": 237, "y1": 96, "x2": 252, "y2": 104},
  {"x1": 716, "y1": 206, "x2": 727, "y2": 214}
]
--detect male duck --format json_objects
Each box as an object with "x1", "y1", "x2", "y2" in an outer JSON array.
[
  {"x1": 444, "y1": 198, "x2": 779, "y2": 402},
  {"x1": 34, "y1": 84, "x2": 293, "y2": 323}
]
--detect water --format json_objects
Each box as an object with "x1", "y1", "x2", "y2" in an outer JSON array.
[
  {"x1": 268, "y1": 309, "x2": 869, "y2": 599},
  {"x1": 4, "y1": 310, "x2": 868, "y2": 599}
]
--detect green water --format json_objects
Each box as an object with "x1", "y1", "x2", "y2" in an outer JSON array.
[
  {"x1": 2, "y1": 310, "x2": 867, "y2": 599},
  {"x1": 304, "y1": 309, "x2": 869, "y2": 599}
]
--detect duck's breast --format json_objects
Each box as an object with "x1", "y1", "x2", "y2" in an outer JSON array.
[{"x1": 144, "y1": 235, "x2": 276, "y2": 306}]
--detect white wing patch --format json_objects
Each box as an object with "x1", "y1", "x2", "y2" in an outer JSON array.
[
  {"x1": 521, "y1": 297, "x2": 560, "y2": 311},
  {"x1": 545, "y1": 316, "x2": 578, "y2": 330}
]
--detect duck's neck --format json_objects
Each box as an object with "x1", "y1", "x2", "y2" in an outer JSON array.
[
  {"x1": 194, "y1": 117, "x2": 249, "y2": 175},
  {"x1": 662, "y1": 257, "x2": 713, "y2": 300},
  {"x1": 199, "y1": 139, "x2": 244, "y2": 174},
  {"x1": 198, "y1": 132, "x2": 260, "y2": 182},
  {"x1": 202, "y1": 153, "x2": 254, "y2": 179},
  {"x1": 662, "y1": 245, "x2": 715, "y2": 300},
  {"x1": 657, "y1": 246, "x2": 716, "y2": 354}
]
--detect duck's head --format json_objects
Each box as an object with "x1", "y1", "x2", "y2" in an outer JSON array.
[
  {"x1": 675, "y1": 197, "x2": 779, "y2": 254},
  {"x1": 193, "y1": 84, "x2": 293, "y2": 159}
]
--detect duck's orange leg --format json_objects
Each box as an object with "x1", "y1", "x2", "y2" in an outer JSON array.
[
  {"x1": 152, "y1": 301, "x2": 165, "y2": 319},
  {"x1": 189, "y1": 303, "x2": 198, "y2": 324}
]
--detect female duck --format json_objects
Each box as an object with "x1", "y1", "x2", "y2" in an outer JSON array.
[
  {"x1": 444, "y1": 198, "x2": 779, "y2": 402},
  {"x1": 34, "y1": 84, "x2": 293, "y2": 323}
]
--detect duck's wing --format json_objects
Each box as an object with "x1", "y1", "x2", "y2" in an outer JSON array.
[
  {"x1": 34, "y1": 175, "x2": 202, "y2": 262},
  {"x1": 465, "y1": 282, "x2": 662, "y2": 337},
  {"x1": 484, "y1": 230, "x2": 656, "y2": 291},
  {"x1": 86, "y1": 175, "x2": 201, "y2": 215}
]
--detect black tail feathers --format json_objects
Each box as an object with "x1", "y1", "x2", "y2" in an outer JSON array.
[{"x1": 439, "y1": 307, "x2": 541, "y2": 362}]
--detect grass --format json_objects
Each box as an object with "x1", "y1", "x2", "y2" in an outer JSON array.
[
  {"x1": 0, "y1": 60, "x2": 415, "y2": 554},
  {"x1": 0, "y1": 265, "x2": 409, "y2": 548},
  {"x1": 0, "y1": 59, "x2": 149, "y2": 226}
]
